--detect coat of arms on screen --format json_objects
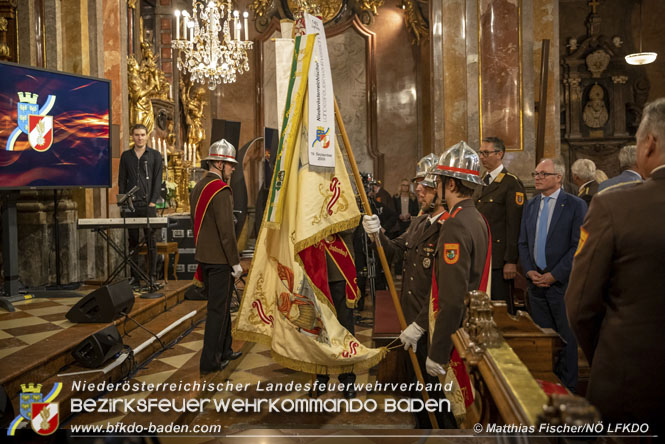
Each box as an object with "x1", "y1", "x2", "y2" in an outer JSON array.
[{"x1": 5, "y1": 91, "x2": 57, "y2": 152}]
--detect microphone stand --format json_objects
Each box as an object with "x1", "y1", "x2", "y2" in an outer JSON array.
[{"x1": 141, "y1": 157, "x2": 163, "y2": 299}]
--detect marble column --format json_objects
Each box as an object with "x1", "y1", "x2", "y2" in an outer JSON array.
[{"x1": 440, "y1": 0, "x2": 468, "y2": 152}]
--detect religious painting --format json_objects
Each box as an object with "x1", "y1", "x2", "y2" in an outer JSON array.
[{"x1": 478, "y1": 0, "x2": 523, "y2": 151}]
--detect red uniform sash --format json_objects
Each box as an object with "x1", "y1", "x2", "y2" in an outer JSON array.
[
  {"x1": 430, "y1": 209, "x2": 492, "y2": 408},
  {"x1": 298, "y1": 234, "x2": 359, "y2": 309},
  {"x1": 193, "y1": 178, "x2": 229, "y2": 285},
  {"x1": 322, "y1": 234, "x2": 359, "y2": 308}
]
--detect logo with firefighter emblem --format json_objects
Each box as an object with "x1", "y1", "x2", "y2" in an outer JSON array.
[{"x1": 6, "y1": 92, "x2": 57, "y2": 152}]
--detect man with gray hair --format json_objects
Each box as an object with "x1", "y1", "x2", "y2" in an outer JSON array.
[
  {"x1": 571, "y1": 158, "x2": 599, "y2": 205},
  {"x1": 566, "y1": 97, "x2": 665, "y2": 432},
  {"x1": 518, "y1": 157, "x2": 587, "y2": 391},
  {"x1": 597, "y1": 144, "x2": 643, "y2": 192}
]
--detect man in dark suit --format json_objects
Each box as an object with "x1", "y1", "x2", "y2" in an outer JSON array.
[
  {"x1": 474, "y1": 137, "x2": 525, "y2": 314},
  {"x1": 571, "y1": 158, "x2": 599, "y2": 205},
  {"x1": 518, "y1": 158, "x2": 586, "y2": 391},
  {"x1": 597, "y1": 144, "x2": 643, "y2": 192},
  {"x1": 190, "y1": 139, "x2": 243, "y2": 374},
  {"x1": 566, "y1": 98, "x2": 665, "y2": 433}
]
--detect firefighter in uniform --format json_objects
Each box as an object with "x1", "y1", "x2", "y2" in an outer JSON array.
[
  {"x1": 414, "y1": 142, "x2": 491, "y2": 426},
  {"x1": 190, "y1": 139, "x2": 244, "y2": 374},
  {"x1": 473, "y1": 137, "x2": 525, "y2": 314},
  {"x1": 362, "y1": 154, "x2": 446, "y2": 427}
]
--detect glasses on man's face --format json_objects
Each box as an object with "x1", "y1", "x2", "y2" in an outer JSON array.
[
  {"x1": 478, "y1": 150, "x2": 500, "y2": 157},
  {"x1": 531, "y1": 171, "x2": 559, "y2": 178}
]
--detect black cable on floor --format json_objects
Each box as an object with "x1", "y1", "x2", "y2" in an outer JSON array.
[{"x1": 121, "y1": 311, "x2": 166, "y2": 350}]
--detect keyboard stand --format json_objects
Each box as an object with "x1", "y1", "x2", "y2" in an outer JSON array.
[{"x1": 94, "y1": 227, "x2": 151, "y2": 286}]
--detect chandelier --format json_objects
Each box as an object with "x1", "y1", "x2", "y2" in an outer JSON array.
[
  {"x1": 625, "y1": 0, "x2": 657, "y2": 66},
  {"x1": 172, "y1": 0, "x2": 253, "y2": 89}
]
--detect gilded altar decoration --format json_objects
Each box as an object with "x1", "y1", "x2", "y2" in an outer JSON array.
[
  {"x1": 287, "y1": 0, "x2": 343, "y2": 23},
  {"x1": 249, "y1": 0, "x2": 274, "y2": 17},
  {"x1": 128, "y1": 56, "x2": 154, "y2": 136},
  {"x1": 180, "y1": 75, "x2": 207, "y2": 160},
  {"x1": 357, "y1": 0, "x2": 384, "y2": 16},
  {"x1": 583, "y1": 84, "x2": 609, "y2": 128},
  {"x1": 128, "y1": 23, "x2": 173, "y2": 136},
  {"x1": 0, "y1": 16, "x2": 10, "y2": 61},
  {"x1": 398, "y1": 0, "x2": 428, "y2": 46}
]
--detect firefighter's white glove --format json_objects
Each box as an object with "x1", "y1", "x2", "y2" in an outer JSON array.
[
  {"x1": 426, "y1": 356, "x2": 447, "y2": 377},
  {"x1": 362, "y1": 214, "x2": 381, "y2": 235},
  {"x1": 399, "y1": 322, "x2": 425, "y2": 352},
  {"x1": 232, "y1": 264, "x2": 243, "y2": 279}
]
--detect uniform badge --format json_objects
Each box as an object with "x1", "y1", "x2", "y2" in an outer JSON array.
[
  {"x1": 443, "y1": 243, "x2": 460, "y2": 264},
  {"x1": 515, "y1": 192, "x2": 524, "y2": 206},
  {"x1": 422, "y1": 257, "x2": 431, "y2": 269},
  {"x1": 575, "y1": 227, "x2": 588, "y2": 256}
]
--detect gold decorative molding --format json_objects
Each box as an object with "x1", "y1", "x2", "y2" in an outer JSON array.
[
  {"x1": 249, "y1": 0, "x2": 274, "y2": 17},
  {"x1": 398, "y1": 0, "x2": 427, "y2": 46},
  {"x1": 357, "y1": 0, "x2": 384, "y2": 16},
  {"x1": 287, "y1": 0, "x2": 343, "y2": 23},
  {"x1": 179, "y1": 75, "x2": 207, "y2": 159},
  {"x1": 0, "y1": 16, "x2": 9, "y2": 60}
]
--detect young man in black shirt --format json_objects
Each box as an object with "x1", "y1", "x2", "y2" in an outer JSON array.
[{"x1": 118, "y1": 124, "x2": 163, "y2": 284}]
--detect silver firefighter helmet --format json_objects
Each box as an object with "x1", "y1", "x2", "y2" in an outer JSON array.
[
  {"x1": 432, "y1": 141, "x2": 483, "y2": 186},
  {"x1": 413, "y1": 153, "x2": 439, "y2": 182},
  {"x1": 203, "y1": 139, "x2": 238, "y2": 164}
]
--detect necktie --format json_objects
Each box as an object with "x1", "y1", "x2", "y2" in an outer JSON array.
[
  {"x1": 483, "y1": 173, "x2": 491, "y2": 186},
  {"x1": 535, "y1": 196, "x2": 551, "y2": 270}
]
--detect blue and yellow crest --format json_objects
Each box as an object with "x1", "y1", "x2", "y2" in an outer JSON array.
[
  {"x1": 8, "y1": 382, "x2": 62, "y2": 436},
  {"x1": 5, "y1": 92, "x2": 56, "y2": 152},
  {"x1": 19, "y1": 383, "x2": 43, "y2": 420}
]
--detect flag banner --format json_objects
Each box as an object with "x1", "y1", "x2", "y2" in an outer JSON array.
[
  {"x1": 304, "y1": 14, "x2": 335, "y2": 168},
  {"x1": 234, "y1": 33, "x2": 384, "y2": 375},
  {"x1": 275, "y1": 37, "x2": 295, "y2": 133},
  {"x1": 266, "y1": 35, "x2": 315, "y2": 226}
]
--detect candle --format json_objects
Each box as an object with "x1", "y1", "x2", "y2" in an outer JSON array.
[
  {"x1": 243, "y1": 12, "x2": 248, "y2": 41},
  {"x1": 169, "y1": 84, "x2": 173, "y2": 100},
  {"x1": 234, "y1": 11, "x2": 239, "y2": 41},
  {"x1": 152, "y1": 136, "x2": 155, "y2": 149},
  {"x1": 174, "y1": 10, "x2": 180, "y2": 40},
  {"x1": 192, "y1": 144, "x2": 196, "y2": 164}
]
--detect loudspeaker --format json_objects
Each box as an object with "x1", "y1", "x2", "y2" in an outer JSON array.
[
  {"x1": 71, "y1": 325, "x2": 123, "y2": 368},
  {"x1": 66, "y1": 280, "x2": 134, "y2": 323},
  {"x1": 210, "y1": 119, "x2": 241, "y2": 150}
]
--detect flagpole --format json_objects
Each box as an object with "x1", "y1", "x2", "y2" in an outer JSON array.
[{"x1": 334, "y1": 99, "x2": 440, "y2": 429}]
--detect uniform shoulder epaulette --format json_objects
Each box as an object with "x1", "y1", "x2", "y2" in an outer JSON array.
[
  {"x1": 597, "y1": 180, "x2": 642, "y2": 195},
  {"x1": 494, "y1": 172, "x2": 506, "y2": 183}
]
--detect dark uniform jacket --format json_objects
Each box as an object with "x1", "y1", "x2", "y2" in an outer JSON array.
[
  {"x1": 473, "y1": 167, "x2": 525, "y2": 269},
  {"x1": 189, "y1": 172, "x2": 240, "y2": 266},
  {"x1": 565, "y1": 168, "x2": 665, "y2": 429},
  {"x1": 380, "y1": 213, "x2": 441, "y2": 326},
  {"x1": 430, "y1": 199, "x2": 489, "y2": 364},
  {"x1": 577, "y1": 180, "x2": 599, "y2": 205}
]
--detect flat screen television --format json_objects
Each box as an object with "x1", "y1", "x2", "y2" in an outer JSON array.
[{"x1": 0, "y1": 61, "x2": 111, "y2": 190}]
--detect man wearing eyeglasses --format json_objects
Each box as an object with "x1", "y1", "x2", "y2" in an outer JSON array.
[
  {"x1": 473, "y1": 137, "x2": 525, "y2": 314},
  {"x1": 517, "y1": 158, "x2": 586, "y2": 391}
]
